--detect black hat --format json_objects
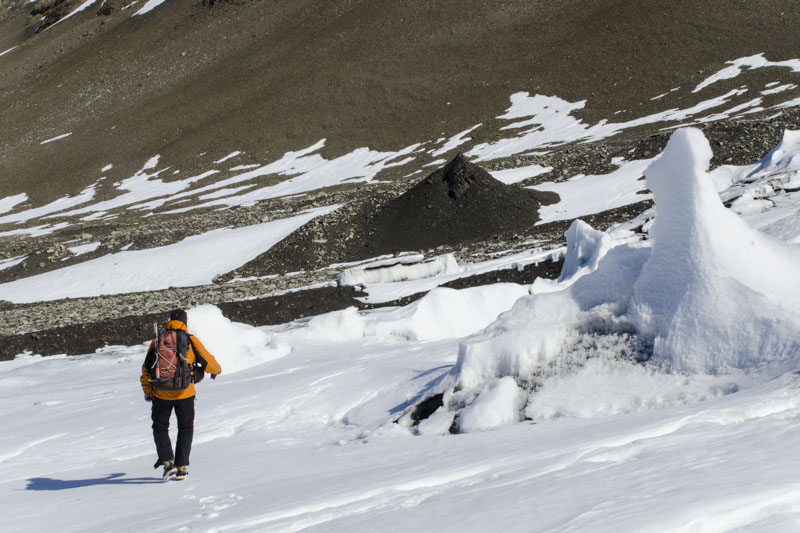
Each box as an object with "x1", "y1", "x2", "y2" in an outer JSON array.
[{"x1": 169, "y1": 309, "x2": 188, "y2": 324}]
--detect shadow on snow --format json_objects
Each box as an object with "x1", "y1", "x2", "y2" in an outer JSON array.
[
  {"x1": 26, "y1": 473, "x2": 162, "y2": 490},
  {"x1": 389, "y1": 365, "x2": 452, "y2": 416}
]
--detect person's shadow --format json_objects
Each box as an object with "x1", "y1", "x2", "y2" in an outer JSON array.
[{"x1": 26, "y1": 473, "x2": 162, "y2": 490}]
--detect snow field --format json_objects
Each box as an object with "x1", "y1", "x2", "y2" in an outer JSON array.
[
  {"x1": 5, "y1": 125, "x2": 800, "y2": 525},
  {"x1": 6, "y1": 332, "x2": 800, "y2": 531}
]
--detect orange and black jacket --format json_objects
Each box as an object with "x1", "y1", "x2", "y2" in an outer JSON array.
[{"x1": 140, "y1": 319, "x2": 222, "y2": 400}]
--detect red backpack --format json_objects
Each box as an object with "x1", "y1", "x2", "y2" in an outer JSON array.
[{"x1": 148, "y1": 329, "x2": 193, "y2": 391}]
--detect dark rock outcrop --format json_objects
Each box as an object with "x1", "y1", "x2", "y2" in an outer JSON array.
[{"x1": 358, "y1": 153, "x2": 559, "y2": 255}]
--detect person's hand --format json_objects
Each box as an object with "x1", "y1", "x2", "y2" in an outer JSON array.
[
  {"x1": 144, "y1": 393, "x2": 153, "y2": 402},
  {"x1": 211, "y1": 374, "x2": 217, "y2": 380}
]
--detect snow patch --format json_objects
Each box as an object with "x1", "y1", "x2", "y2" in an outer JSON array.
[
  {"x1": 0, "y1": 186, "x2": 94, "y2": 225},
  {"x1": 163, "y1": 140, "x2": 418, "y2": 213},
  {"x1": 214, "y1": 151, "x2": 242, "y2": 164},
  {"x1": 761, "y1": 84, "x2": 797, "y2": 96},
  {"x1": 0, "y1": 206, "x2": 337, "y2": 302},
  {"x1": 40, "y1": 132, "x2": 72, "y2": 145},
  {"x1": 0, "y1": 222, "x2": 70, "y2": 237},
  {"x1": 0, "y1": 193, "x2": 28, "y2": 215},
  {"x1": 46, "y1": 0, "x2": 100, "y2": 30},
  {"x1": 533, "y1": 158, "x2": 654, "y2": 224},
  {"x1": 0, "y1": 255, "x2": 27, "y2": 272},
  {"x1": 432, "y1": 124, "x2": 482, "y2": 156},
  {"x1": 67, "y1": 242, "x2": 101, "y2": 256},
  {"x1": 468, "y1": 88, "x2": 749, "y2": 161},
  {"x1": 133, "y1": 0, "x2": 169, "y2": 16},
  {"x1": 489, "y1": 164, "x2": 552, "y2": 185},
  {"x1": 693, "y1": 54, "x2": 800, "y2": 93}
]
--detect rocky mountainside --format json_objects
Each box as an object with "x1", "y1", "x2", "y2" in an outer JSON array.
[
  {"x1": 2, "y1": 0, "x2": 799, "y2": 204},
  {"x1": 2, "y1": 0, "x2": 800, "y2": 357}
]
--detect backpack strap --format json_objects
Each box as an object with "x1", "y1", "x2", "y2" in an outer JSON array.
[
  {"x1": 144, "y1": 324, "x2": 160, "y2": 377},
  {"x1": 188, "y1": 335, "x2": 207, "y2": 384},
  {"x1": 176, "y1": 330, "x2": 190, "y2": 362},
  {"x1": 144, "y1": 344, "x2": 157, "y2": 377}
]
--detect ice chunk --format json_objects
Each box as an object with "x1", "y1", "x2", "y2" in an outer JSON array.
[
  {"x1": 457, "y1": 377, "x2": 526, "y2": 432},
  {"x1": 632, "y1": 127, "x2": 800, "y2": 372},
  {"x1": 337, "y1": 254, "x2": 461, "y2": 287},
  {"x1": 558, "y1": 219, "x2": 613, "y2": 283}
]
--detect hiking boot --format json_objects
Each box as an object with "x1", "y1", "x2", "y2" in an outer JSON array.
[
  {"x1": 161, "y1": 460, "x2": 177, "y2": 480},
  {"x1": 176, "y1": 465, "x2": 188, "y2": 480}
]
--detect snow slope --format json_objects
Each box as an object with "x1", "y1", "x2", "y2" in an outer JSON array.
[{"x1": 3, "y1": 288, "x2": 800, "y2": 532}]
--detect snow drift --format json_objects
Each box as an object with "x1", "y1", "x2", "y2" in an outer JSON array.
[
  {"x1": 298, "y1": 283, "x2": 530, "y2": 342},
  {"x1": 432, "y1": 127, "x2": 800, "y2": 432},
  {"x1": 631, "y1": 127, "x2": 800, "y2": 371},
  {"x1": 186, "y1": 305, "x2": 290, "y2": 373}
]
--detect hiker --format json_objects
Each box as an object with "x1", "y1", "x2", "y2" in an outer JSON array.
[{"x1": 140, "y1": 309, "x2": 222, "y2": 480}]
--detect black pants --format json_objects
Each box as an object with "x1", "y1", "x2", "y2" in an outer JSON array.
[{"x1": 151, "y1": 396, "x2": 195, "y2": 467}]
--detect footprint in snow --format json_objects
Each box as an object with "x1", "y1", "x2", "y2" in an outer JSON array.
[{"x1": 33, "y1": 400, "x2": 64, "y2": 406}]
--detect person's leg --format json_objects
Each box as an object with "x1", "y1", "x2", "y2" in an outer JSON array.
[
  {"x1": 151, "y1": 397, "x2": 175, "y2": 463},
  {"x1": 174, "y1": 396, "x2": 196, "y2": 467}
]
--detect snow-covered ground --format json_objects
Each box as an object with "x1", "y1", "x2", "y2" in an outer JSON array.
[
  {"x1": 6, "y1": 326, "x2": 800, "y2": 533},
  {"x1": 4, "y1": 126, "x2": 800, "y2": 531}
]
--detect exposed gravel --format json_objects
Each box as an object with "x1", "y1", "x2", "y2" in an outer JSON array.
[{"x1": 0, "y1": 257, "x2": 566, "y2": 358}]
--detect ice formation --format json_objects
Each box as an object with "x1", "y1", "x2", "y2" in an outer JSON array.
[{"x1": 437, "y1": 127, "x2": 800, "y2": 432}]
